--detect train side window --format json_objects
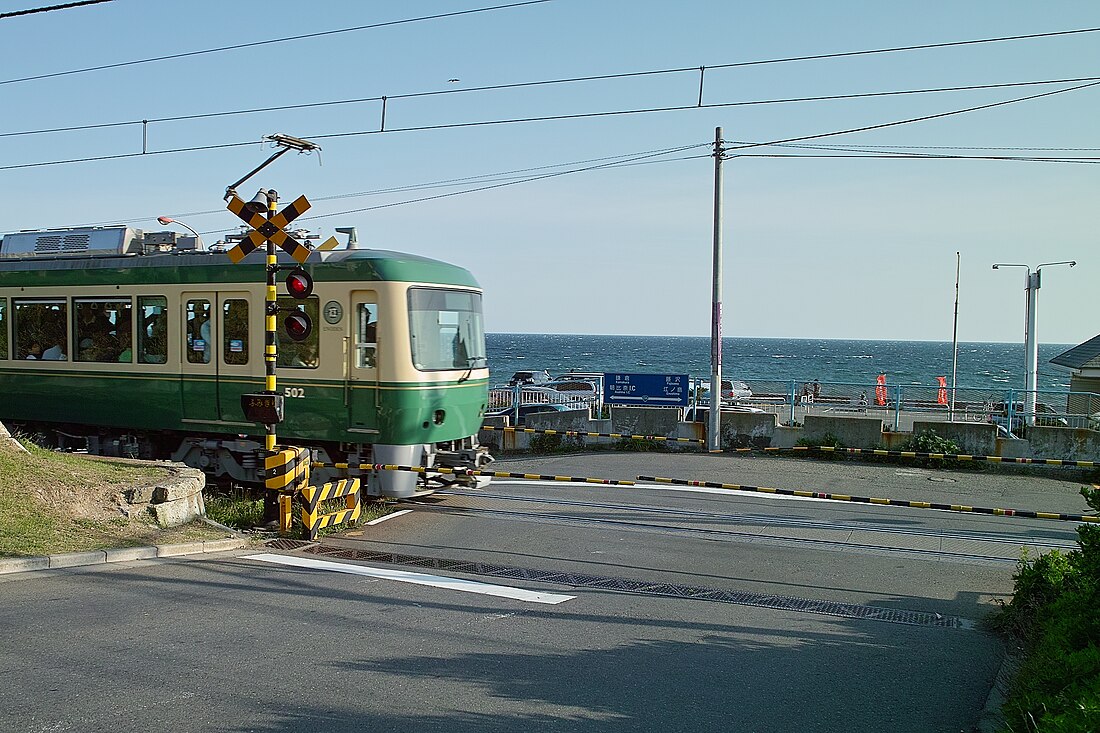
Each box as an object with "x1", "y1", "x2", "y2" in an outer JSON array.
[
  {"x1": 276, "y1": 296, "x2": 319, "y2": 369},
  {"x1": 138, "y1": 296, "x2": 168, "y2": 364},
  {"x1": 13, "y1": 299, "x2": 68, "y2": 360},
  {"x1": 223, "y1": 299, "x2": 249, "y2": 366},
  {"x1": 0, "y1": 299, "x2": 7, "y2": 360},
  {"x1": 74, "y1": 298, "x2": 133, "y2": 363},
  {"x1": 355, "y1": 302, "x2": 378, "y2": 369},
  {"x1": 186, "y1": 299, "x2": 212, "y2": 364}
]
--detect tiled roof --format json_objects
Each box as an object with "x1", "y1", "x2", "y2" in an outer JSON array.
[{"x1": 1051, "y1": 334, "x2": 1100, "y2": 369}]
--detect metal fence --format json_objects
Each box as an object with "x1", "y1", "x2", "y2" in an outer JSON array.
[
  {"x1": 489, "y1": 375, "x2": 1099, "y2": 434},
  {"x1": 706, "y1": 379, "x2": 1099, "y2": 435}
]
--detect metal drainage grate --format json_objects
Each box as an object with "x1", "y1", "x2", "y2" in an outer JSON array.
[
  {"x1": 265, "y1": 538, "x2": 317, "y2": 551},
  {"x1": 302, "y1": 545, "x2": 963, "y2": 629}
]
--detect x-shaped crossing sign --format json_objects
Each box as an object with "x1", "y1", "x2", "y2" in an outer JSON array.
[{"x1": 226, "y1": 194, "x2": 313, "y2": 264}]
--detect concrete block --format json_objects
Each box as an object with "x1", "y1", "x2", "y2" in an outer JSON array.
[
  {"x1": 912, "y1": 421, "x2": 998, "y2": 456},
  {"x1": 156, "y1": 542, "x2": 206, "y2": 558},
  {"x1": 610, "y1": 406, "x2": 680, "y2": 438},
  {"x1": 1027, "y1": 426, "x2": 1100, "y2": 462},
  {"x1": 526, "y1": 409, "x2": 591, "y2": 432},
  {"x1": 203, "y1": 538, "x2": 248, "y2": 553},
  {"x1": 803, "y1": 415, "x2": 884, "y2": 449},
  {"x1": 149, "y1": 491, "x2": 206, "y2": 528},
  {"x1": 104, "y1": 546, "x2": 158, "y2": 563},
  {"x1": 998, "y1": 438, "x2": 1032, "y2": 459},
  {"x1": 720, "y1": 412, "x2": 778, "y2": 449},
  {"x1": 0, "y1": 556, "x2": 49, "y2": 574},
  {"x1": 152, "y1": 469, "x2": 204, "y2": 503},
  {"x1": 49, "y1": 550, "x2": 107, "y2": 569},
  {"x1": 770, "y1": 425, "x2": 803, "y2": 449}
]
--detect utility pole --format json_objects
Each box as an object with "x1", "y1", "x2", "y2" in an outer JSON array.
[
  {"x1": 950, "y1": 252, "x2": 960, "y2": 419},
  {"x1": 708, "y1": 127, "x2": 724, "y2": 451},
  {"x1": 992, "y1": 260, "x2": 1076, "y2": 427}
]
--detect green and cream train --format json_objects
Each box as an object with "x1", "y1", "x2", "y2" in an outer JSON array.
[{"x1": 0, "y1": 225, "x2": 492, "y2": 497}]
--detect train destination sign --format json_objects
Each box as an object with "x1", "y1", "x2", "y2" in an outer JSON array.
[{"x1": 602, "y1": 373, "x2": 689, "y2": 407}]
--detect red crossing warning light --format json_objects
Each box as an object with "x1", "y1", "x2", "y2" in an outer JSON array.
[{"x1": 285, "y1": 268, "x2": 313, "y2": 299}]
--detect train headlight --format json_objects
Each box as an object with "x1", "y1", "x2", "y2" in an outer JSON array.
[{"x1": 283, "y1": 311, "x2": 313, "y2": 342}]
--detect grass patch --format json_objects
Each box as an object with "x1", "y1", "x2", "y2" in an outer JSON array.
[
  {"x1": 989, "y1": 486, "x2": 1100, "y2": 732},
  {"x1": 0, "y1": 432, "x2": 234, "y2": 557},
  {"x1": 205, "y1": 487, "x2": 397, "y2": 536}
]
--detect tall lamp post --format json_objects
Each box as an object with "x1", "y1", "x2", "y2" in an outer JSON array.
[
  {"x1": 991, "y1": 260, "x2": 1076, "y2": 426},
  {"x1": 157, "y1": 216, "x2": 205, "y2": 249}
]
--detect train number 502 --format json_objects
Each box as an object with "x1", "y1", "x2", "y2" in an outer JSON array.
[{"x1": 284, "y1": 387, "x2": 306, "y2": 399}]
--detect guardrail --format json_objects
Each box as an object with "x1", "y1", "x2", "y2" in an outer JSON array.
[{"x1": 488, "y1": 375, "x2": 1098, "y2": 435}]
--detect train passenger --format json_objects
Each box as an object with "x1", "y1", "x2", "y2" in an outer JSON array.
[{"x1": 42, "y1": 343, "x2": 65, "y2": 360}]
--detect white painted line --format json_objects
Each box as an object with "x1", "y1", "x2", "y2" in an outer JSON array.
[
  {"x1": 245, "y1": 553, "x2": 575, "y2": 605},
  {"x1": 366, "y1": 509, "x2": 412, "y2": 525},
  {"x1": 492, "y1": 479, "x2": 835, "y2": 504}
]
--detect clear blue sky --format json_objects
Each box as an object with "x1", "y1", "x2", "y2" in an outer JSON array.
[{"x1": 0, "y1": 0, "x2": 1095, "y2": 345}]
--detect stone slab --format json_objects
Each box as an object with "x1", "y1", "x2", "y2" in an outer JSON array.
[
  {"x1": 150, "y1": 491, "x2": 206, "y2": 528},
  {"x1": 156, "y1": 542, "x2": 206, "y2": 558},
  {"x1": 203, "y1": 538, "x2": 249, "y2": 553},
  {"x1": 0, "y1": 556, "x2": 49, "y2": 574},
  {"x1": 49, "y1": 550, "x2": 107, "y2": 569},
  {"x1": 104, "y1": 546, "x2": 158, "y2": 563}
]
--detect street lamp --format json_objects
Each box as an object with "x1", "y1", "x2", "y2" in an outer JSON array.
[
  {"x1": 991, "y1": 260, "x2": 1076, "y2": 426},
  {"x1": 157, "y1": 216, "x2": 205, "y2": 249}
]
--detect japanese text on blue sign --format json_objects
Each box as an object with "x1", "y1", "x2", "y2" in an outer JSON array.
[{"x1": 602, "y1": 373, "x2": 689, "y2": 406}]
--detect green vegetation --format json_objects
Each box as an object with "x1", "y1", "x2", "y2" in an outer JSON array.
[
  {"x1": 0, "y1": 432, "x2": 227, "y2": 557},
  {"x1": 795, "y1": 432, "x2": 847, "y2": 460},
  {"x1": 990, "y1": 485, "x2": 1100, "y2": 732},
  {"x1": 205, "y1": 487, "x2": 396, "y2": 535},
  {"x1": 615, "y1": 436, "x2": 664, "y2": 452}
]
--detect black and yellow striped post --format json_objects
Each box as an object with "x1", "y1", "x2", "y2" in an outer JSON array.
[
  {"x1": 264, "y1": 445, "x2": 311, "y2": 532},
  {"x1": 300, "y1": 479, "x2": 362, "y2": 540}
]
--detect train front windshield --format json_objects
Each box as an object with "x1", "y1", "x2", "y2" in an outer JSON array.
[{"x1": 408, "y1": 288, "x2": 486, "y2": 372}]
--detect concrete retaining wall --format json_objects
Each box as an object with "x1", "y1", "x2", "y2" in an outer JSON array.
[
  {"x1": 1027, "y1": 426, "x2": 1100, "y2": 462},
  {"x1": 911, "y1": 421, "x2": 998, "y2": 456},
  {"x1": 802, "y1": 415, "x2": 885, "y2": 448},
  {"x1": 609, "y1": 406, "x2": 681, "y2": 438},
  {"x1": 719, "y1": 412, "x2": 778, "y2": 449},
  {"x1": 479, "y1": 404, "x2": 1100, "y2": 462}
]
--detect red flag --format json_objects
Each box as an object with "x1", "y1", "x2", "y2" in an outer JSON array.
[
  {"x1": 936, "y1": 376, "x2": 948, "y2": 405},
  {"x1": 875, "y1": 374, "x2": 887, "y2": 406}
]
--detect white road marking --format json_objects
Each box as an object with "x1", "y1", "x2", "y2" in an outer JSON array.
[
  {"x1": 246, "y1": 553, "x2": 575, "y2": 605},
  {"x1": 491, "y1": 479, "x2": 836, "y2": 504},
  {"x1": 366, "y1": 509, "x2": 413, "y2": 525}
]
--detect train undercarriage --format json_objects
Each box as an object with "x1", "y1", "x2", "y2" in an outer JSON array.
[{"x1": 10, "y1": 421, "x2": 494, "y2": 497}]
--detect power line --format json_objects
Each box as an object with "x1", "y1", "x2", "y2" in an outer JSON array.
[
  {"x1": 0, "y1": 1, "x2": 553, "y2": 87},
  {"x1": 0, "y1": 0, "x2": 111, "y2": 19},
  {"x1": 722, "y1": 80, "x2": 1100, "y2": 153},
  {"x1": 79, "y1": 145, "x2": 712, "y2": 226},
  {"x1": 3, "y1": 77, "x2": 1097, "y2": 175},
  {"x1": 5, "y1": 73, "x2": 1098, "y2": 141},
  {"x1": 1, "y1": 15, "x2": 1095, "y2": 91}
]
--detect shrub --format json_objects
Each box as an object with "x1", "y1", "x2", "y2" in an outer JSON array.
[{"x1": 991, "y1": 485, "x2": 1100, "y2": 732}]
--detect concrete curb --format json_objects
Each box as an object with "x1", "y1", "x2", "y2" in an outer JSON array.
[{"x1": 0, "y1": 537, "x2": 253, "y2": 576}]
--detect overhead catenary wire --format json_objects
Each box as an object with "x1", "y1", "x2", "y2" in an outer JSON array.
[
  {"x1": 4, "y1": 75, "x2": 1099, "y2": 175},
  {"x1": 0, "y1": 0, "x2": 111, "y2": 19},
  {"x1": 1, "y1": 16, "x2": 1097, "y2": 90},
  {"x1": 0, "y1": 0, "x2": 554, "y2": 87},
  {"x1": 4, "y1": 73, "x2": 1099, "y2": 142}
]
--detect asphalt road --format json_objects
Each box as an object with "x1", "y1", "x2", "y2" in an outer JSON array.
[{"x1": 1, "y1": 453, "x2": 1091, "y2": 733}]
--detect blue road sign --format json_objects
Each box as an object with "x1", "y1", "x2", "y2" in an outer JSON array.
[{"x1": 603, "y1": 373, "x2": 689, "y2": 406}]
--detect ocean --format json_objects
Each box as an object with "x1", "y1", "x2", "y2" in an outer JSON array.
[{"x1": 486, "y1": 334, "x2": 1075, "y2": 394}]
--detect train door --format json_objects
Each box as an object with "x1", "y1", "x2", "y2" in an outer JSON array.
[
  {"x1": 216, "y1": 291, "x2": 253, "y2": 423},
  {"x1": 347, "y1": 291, "x2": 379, "y2": 435},
  {"x1": 180, "y1": 293, "x2": 219, "y2": 422}
]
